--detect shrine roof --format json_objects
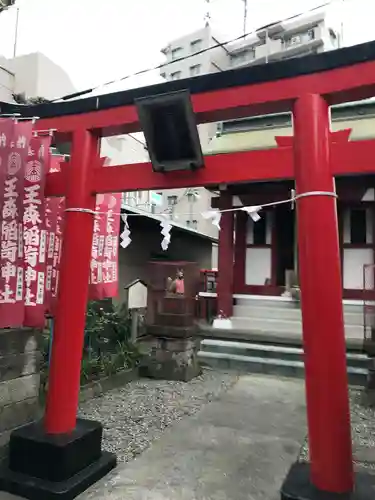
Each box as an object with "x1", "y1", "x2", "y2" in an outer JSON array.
[{"x1": 1, "y1": 40, "x2": 375, "y2": 120}]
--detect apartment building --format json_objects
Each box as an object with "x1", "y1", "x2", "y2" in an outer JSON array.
[
  {"x1": 157, "y1": 8, "x2": 341, "y2": 237},
  {"x1": 0, "y1": 51, "x2": 148, "y2": 183},
  {"x1": 158, "y1": 25, "x2": 228, "y2": 238},
  {"x1": 227, "y1": 10, "x2": 340, "y2": 69}
]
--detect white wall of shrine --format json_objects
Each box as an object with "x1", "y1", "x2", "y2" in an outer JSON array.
[
  {"x1": 245, "y1": 213, "x2": 272, "y2": 286},
  {"x1": 241, "y1": 202, "x2": 375, "y2": 291},
  {"x1": 342, "y1": 206, "x2": 374, "y2": 290}
]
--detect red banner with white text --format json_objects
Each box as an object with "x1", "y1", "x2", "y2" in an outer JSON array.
[
  {"x1": 0, "y1": 129, "x2": 121, "y2": 324},
  {"x1": 0, "y1": 120, "x2": 33, "y2": 328},
  {"x1": 89, "y1": 193, "x2": 121, "y2": 300},
  {"x1": 44, "y1": 158, "x2": 121, "y2": 309},
  {"x1": 23, "y1": 136, "x2": 52, "y2": 327},
  {"x1": 45, "y1": 155, "x2": 65, "y2": 317}
]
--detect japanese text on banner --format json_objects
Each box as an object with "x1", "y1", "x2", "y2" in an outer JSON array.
[
  {"x1": 89, "y1": 193, "x2": 121, "y2": 300},
  {"x1": 45, "y1": 155, "x2": 65, "y2": 316},
  {"x1": 23, "y1": 136, "x2": 51, "y2": 327},
  {"x1": 0, "y1": 120, "x2": 33, "y2": 328}
]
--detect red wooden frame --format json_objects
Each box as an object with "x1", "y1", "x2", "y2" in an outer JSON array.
[
  {"x1": 44, "y1": 137, "x2": 375, "y2": 198},
  {"x1": 33, "y1": 55, "x2": 375, "y2": 137},
  {"x1": 12, "y1": 41, "x2": 375, "y2": 495}
]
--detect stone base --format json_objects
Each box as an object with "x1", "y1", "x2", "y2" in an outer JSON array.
[
  {"x1": 281, "y1": 462, "x2": 375, "y2": 500},
  {"x1": 147, "y1": 324, "x2": 198, "y2": 339},
  {"x1": 0, "y1": 328, "x2": 43, "y2": 459},
  {"x1": 140, "y1": 337, "x2": 202, "y2": 382},
  {"x1": 0, "y1": 418, "x2": 116, "y2": 500}
]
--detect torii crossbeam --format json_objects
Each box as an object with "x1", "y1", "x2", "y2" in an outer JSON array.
[{"x1": 3, "y1": 40, "x2": 375, "y2": 500}]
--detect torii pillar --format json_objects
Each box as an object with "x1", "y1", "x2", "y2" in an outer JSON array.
[
  {"x1": 217, "y1": 190, "x2": 235, "y2": 317},
  {"x1": 281, "y1": 94, "x2": 354, "y2": 498},
  {"x1": 0, "y1": 130, "x2": 116, "y2": 500}
]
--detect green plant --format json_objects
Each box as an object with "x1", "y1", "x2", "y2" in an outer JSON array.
[
  {"x1": 40, "y1": 301, "x2": 139, "y2": 398},
  {"x1": 84, "y1": 301, "x2": 132, "y2": 354},
  {"x1": 115, "y1": 340, "x2": 141, "y2": 370},
  {"x1": 80, "y1": 355, "x2": 101, "y2": 385},
  {"x1": 12, "y1": 93, "x2": 51, "y2": 105},
  {"x1": 99, "y1": 353, "x2": 118, "y2": 377}
]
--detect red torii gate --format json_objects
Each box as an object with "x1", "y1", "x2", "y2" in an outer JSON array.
[
  {"x1": 4, "y1": 41, "x2": 375, "y2": 500},
  {"x1": 45, "y1": 132, "x2": 375, "y2": 197}
]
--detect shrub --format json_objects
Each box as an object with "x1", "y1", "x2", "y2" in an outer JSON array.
[{"x1": 40, "y1": 301, "x2": 140, "y2": 396}]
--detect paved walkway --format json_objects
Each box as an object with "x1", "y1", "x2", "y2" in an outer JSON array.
[
  {"x1": 0, "y1": 374, "x2": 307, "y2": 500},
  {"x1": 81, "y1": 374, "x2": 307, "y2": 500}
]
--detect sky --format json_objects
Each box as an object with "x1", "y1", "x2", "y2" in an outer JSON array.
[{"x1": 0, "y1": 0, "x2": 373, "y2": 98}]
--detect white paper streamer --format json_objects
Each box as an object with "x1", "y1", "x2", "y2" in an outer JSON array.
[
  {"x1": 160, "y1": 220, "x2": 172, "y2": 251},
  {"x1": 120, "y1": 214, "x2": 132, "y2": 249},
  {"x1": 241, "y1": 205, "x2": 262, "y2": 222},
  {"x1": 202, "y1": 209, "x2": 222, "y2": 229}
]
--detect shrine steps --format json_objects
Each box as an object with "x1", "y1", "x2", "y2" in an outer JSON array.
[
  {"x1": 197, "y1": 295, "x2": 368, "y2": 385},
  {"x1": 230, "y1": 316, "x2": 363, "y2": 338},
  {"x1": 233, "y1": 304, "x2": 363, "y2": 326},
  {"x1": 197, "y1": 339, "x2": 368, "y2": 387},
  {"x1": 231, "y1": 296, "x2": 365, "y2": 342}
]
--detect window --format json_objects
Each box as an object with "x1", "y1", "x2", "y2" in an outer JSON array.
[
  {"x1": 187, "y1": 219, "x2": 198, "y2": 230},
  {"x1": 350, "y1": 209, "x2": 367, "y2": 244},
  {"x1": 171, "y1": 47, "x2": 183, "y2": 60},
  {"x1": 283, "y1": 29, "x2": 316, "y2": 48},
  {"x1": 170, "y1": 71, "x2": 181, "y2": 80},
  {"x1": 190, "y1": 39, "x2": 202, "y2": 53},
  {"x1": 189, "y1": 64, "x2": 201, "y2": 77},
  {"x1": 253, "y1": 217, "x2": 267, "y2": 245},
  {"x1": 284, "y1": 35, "x2": 301, "y2": 47},
  {"x1": 167, "y1": 195, "x2": 178, "y2": 206},
  {"x1": 230, "y1": 48, "x2": 255, "y2": 66},
  {"x1": 307, "y1": 28, "x2": 315, "y2": 41}
]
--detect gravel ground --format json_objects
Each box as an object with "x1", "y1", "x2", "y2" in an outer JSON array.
[
  {"x1": 79, "y1": 369, "x2": 238, "y2": 463},
  {"x1": 299, "y1": 389, "x2": 375, "y2": 470}
]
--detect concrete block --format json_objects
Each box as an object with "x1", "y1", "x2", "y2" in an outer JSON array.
[
  {"x1": 0, "y1": 398, "x2": 41, "y2": 434},
  {"x1": 141, "y1": 337, "x2": 202, "y2": 382},
  {"x1": 0, "y1": 374, "x2": 40, "y2": 407}
]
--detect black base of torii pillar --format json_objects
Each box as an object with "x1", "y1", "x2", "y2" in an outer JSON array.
[
  {"x1": 281, "y1": 463, "x2": 375, "y2": 500},
  {"x1": 0, "y1": 419, "x2": 116, "y2": 500}
]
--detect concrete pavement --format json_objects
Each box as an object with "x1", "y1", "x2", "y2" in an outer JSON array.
[{"x1": 80, "y1": 374, "x2": 307, "y2": 500}]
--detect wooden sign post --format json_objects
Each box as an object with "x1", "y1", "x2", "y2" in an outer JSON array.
[{"x1": 125, "y1": 279, "x2": 148, "y2": 342}]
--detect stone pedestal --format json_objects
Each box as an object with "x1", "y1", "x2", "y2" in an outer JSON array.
[
  {"x1": 0, "y1": 328, "x2": 42, "y2": 460},
  {"x1": 140, "y1": 337, "x2": 201, "y2": 382}
]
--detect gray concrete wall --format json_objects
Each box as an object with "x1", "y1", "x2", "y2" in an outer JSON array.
[
  {"x1": 0, "y1": 328, "x2": 42, "y2": 458},
  {"x1": 0, "y1": 56, "x2": 14, "y2": 102},
  {"x1": 117, "y1": 216, "x2": 214, "y2": 304},
  {"x1": 9, "y1": 52, "x2": 76, "y2": 100}
]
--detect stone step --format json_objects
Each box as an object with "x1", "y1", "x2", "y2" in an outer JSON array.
[
  {"x1": 197, "y1": 323, "x2": 365, "y2": 352},
  {"x1": 198, "y1": 340, "x2": 368, "y2": 386},
  {"x1": 233, "y1": 305, "x2": 363, "y2": 326},
  {"x1": 230, "y1": 316, "x2": 364, "y2": 338},
  {"x1": 234, "y1": 296, "x2": 365, "y2": 314},
  {"x1": 200, "y1": 339, "x2": 368, "y2": 369}
]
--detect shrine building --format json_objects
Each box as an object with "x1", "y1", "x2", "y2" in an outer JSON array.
[{"x1": 201, "y1": 98, "x2": 375, "y2": 315}]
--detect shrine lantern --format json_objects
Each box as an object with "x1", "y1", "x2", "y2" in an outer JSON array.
[{"x1": 135, "y1": 90, "x2": 204, "y2": 173}]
